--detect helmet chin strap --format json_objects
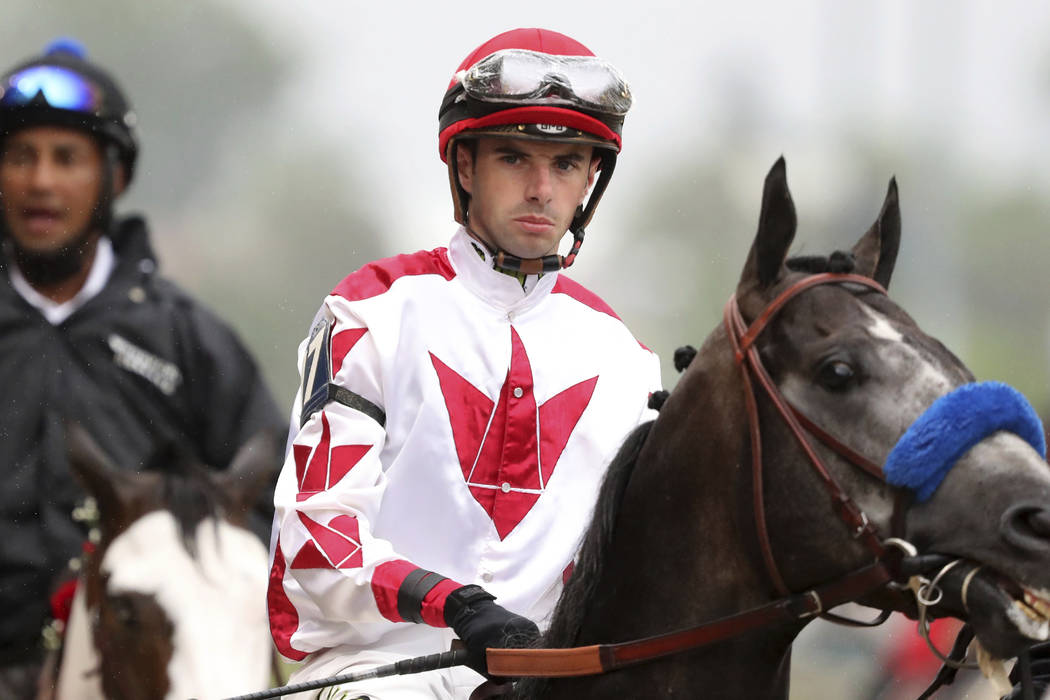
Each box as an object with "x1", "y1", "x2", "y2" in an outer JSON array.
[{"x1": 475, "y1": 221, "x2": 584, "y2": 275}]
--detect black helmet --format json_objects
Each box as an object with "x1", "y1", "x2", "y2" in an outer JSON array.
[{"x1": 0, "y1": 39, "x2": 138, "y2": 183}]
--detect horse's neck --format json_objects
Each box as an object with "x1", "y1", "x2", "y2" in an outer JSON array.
[
  {"x1": 595, "y1": 358, "x2": 777, "y2": 616},
  {"x1": 566, "y1": 345, "x2": 803, "y2": 696},
  {"x1": 54, "y1": 577, "x2": 105, "y2": 700}
]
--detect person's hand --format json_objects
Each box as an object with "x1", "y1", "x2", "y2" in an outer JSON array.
[{"x1": 444, "y1": 585, "x2": 539, "y2": 678}]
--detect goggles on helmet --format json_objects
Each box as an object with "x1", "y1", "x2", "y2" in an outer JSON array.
[
  {"x1": 0, "y1": 65, "x2": 103, "y2": 114},
  {"x1": 457, "y1": 49, "x2": 632, "y2": 117}
]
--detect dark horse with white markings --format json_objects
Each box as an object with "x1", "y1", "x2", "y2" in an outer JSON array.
[
  {"x1": 510, "y1": 159, "x2": 1050, "y2": 699},
  {"x1": 39, "y1": 426, "x2": 280, "y2": 700}
]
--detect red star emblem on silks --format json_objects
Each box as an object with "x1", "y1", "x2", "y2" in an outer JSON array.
[
  {"x1": 290, "y1": 512, "x2": 363, "y2": 570},
  {"x1": 292, "y1": 412, "x2": 372, "y2": 502},
  {"x1": 430, "y1": 327, "x2": 598, "y2": 540}
]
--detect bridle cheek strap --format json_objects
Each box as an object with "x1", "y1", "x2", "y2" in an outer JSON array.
[{"x1": 725, "y1": 273, "x2": 890, "y2": 596}]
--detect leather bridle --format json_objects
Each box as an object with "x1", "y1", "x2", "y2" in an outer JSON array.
[
  {"x1": 486, "y1": 272, "x2": 917, "y2": 678},
  {"x1": 725, "y1": 271, "x2": 898, "y2": 596}
]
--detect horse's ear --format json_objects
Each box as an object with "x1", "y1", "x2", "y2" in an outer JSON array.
[
  {"x1": 65, "y1": 421, "x2": 145, "y2": 537},
  {"x1": 851, "y1": 178, "x2": 901, "y2": 289},
  {"x1": 738, "y1": 157, "x2": 797, "y2": 296},
  {"x1": 216, "y1": 430, "x2": 282, "y2": 520}
]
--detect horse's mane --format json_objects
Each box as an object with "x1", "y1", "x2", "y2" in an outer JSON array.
[
  {"x1": 144, "y1": 442, "x2": 230, "y2": 558},
  {"x1": 785, "y1": 250, "x2": 856, "y2": 274},
  {"x1": 515, "y1": 420, "x2": 655, "y2": 699}
]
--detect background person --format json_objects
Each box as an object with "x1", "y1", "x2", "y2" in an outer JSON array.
[{"x1": 0, "y1": 39, "x2": 284, "y2": 699}]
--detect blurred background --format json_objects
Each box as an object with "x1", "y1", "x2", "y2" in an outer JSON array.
[{"x1": 4, "y1": 0, "x2": 1048, "y2": 697}]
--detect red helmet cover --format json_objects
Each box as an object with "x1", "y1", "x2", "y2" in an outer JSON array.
[{"x1": 438, "y1": 28, "x2": 622, "y2": 161}]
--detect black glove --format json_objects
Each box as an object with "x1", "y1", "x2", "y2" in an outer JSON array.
[{"x1": 444, "y1": 584, "x2": 540, "y2": 678}]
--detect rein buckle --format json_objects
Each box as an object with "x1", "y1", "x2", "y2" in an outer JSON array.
[
  {"x1": 797, "y1": 590, "x2": 824, "y2": 619},
  {"x1": 851, "y1": 511, "x2": 871, "y2": 539}
]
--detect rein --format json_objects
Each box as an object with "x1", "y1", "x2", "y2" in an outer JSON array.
[{"x1": 485, "y1": 563, "x2": 892, "y2": 678}]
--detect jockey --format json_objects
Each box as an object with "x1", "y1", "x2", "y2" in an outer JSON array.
[
  {"x1": 0, "y1": 41, "x2": 283, "y2": 699},
  {"x1": 268, "y1": 28, "x2": 661, "y2": 699},
  {"x1": 0, "y1": 38, "x2": 137, "y2": 289}
]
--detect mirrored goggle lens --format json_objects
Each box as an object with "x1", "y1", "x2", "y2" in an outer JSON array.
[
  {"x1": 461, "y1": 49, "x2": 632, "y2": 116},
  {"x1": 0, "y1": 65, "x2": 101, "y2": 113}
]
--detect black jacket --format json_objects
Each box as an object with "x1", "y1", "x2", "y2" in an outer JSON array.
[{"x1": 0, "y1": 215, "x2": 284, "y2": 663}]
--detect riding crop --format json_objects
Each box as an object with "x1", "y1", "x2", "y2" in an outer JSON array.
[{"x1": 217, "y1": 648, "x2": 469, "y2": 700}]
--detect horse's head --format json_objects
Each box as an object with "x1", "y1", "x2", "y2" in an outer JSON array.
[
  {"x1": 63, "y1": 424, "x2": 280, "y2": 700},
  {"x1": 729, "y1": 157, "x2": 1050, "y2": 661},
  {"x1": 525, "y1": 158, "x2": 1050, "y2": 699}
]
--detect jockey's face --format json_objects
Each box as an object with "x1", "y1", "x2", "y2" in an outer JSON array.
[
  {"x1": 457, "y1": 136, "x2": 598, "y2": 261},
  {"x1": 0, "y1": 126, "x2": 114, "y2": 255}
]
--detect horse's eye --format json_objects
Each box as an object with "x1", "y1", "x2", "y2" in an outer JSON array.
[{"x1": 818, "y1": 359, "x2": 855, "y2": 391}]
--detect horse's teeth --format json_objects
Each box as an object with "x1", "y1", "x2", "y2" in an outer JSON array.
[
  {"x1": 1009, "y1": 600, "x2": 1050, "y2": 640},
  {"x1": 1019, "y1": 601, "x2": 1042, "y2": 622},
  {"x1": 1024, "y1": 591, "x2": 1050, "y2": 620}
]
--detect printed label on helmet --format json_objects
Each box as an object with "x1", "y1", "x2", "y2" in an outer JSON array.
[{"x1": 535, "y1": 124, "x2": 568, "y2": 134}]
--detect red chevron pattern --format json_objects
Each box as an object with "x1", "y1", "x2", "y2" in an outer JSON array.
[
  {"x1": 267, "y1": 541, "x2": 307, "y2": 660},
  {"x1": 331, "y1": 327, "x2": 368, "y2": 377},
  {"x1": 291, "y1": 512, "x2": 364, "y2": 570},
  {"x1": 431, "y1": 327, "x2": 597, "y2": 539},
  {"x1": 293, "y1": 412, "x2": 371, "y2": 501}
]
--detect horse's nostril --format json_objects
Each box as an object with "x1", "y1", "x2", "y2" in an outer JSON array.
[
  {"x1": 1026, "y1": 510, "x2": 1050, "y2": 538},
  {"x1": 1002, "y1": 503, "x2": 1050, "y2": 549}
]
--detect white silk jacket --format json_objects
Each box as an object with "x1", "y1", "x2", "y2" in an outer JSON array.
[{"x1": 268, "y1": 228, "x2": 661, "y2": 670}]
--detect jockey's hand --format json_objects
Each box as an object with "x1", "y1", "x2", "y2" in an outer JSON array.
[{"x1": 444, "y1": 584, "x2": 539, "y2": 678}]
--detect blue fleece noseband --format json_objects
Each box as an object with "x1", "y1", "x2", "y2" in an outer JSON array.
[{"x1": 884, "y1": 381, "x2": 1046, "y2": 502}]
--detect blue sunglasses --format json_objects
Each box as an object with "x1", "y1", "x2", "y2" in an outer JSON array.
[{"x1": 0, "y1": 65, "x2": 102, "y2": 113}]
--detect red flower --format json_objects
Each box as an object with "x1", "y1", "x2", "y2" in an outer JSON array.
[{"x1": 49, "y1": 578, "x2": 78, "y2": 624}]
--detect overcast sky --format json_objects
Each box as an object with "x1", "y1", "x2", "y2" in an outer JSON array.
[{"x1": 6, "y1": 0, "x2": 1049, "y2": 403}]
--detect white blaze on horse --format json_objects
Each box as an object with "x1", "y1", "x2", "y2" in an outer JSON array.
[{"x1": 41, "y1": 425, "x2": 280, "y2": 700}]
